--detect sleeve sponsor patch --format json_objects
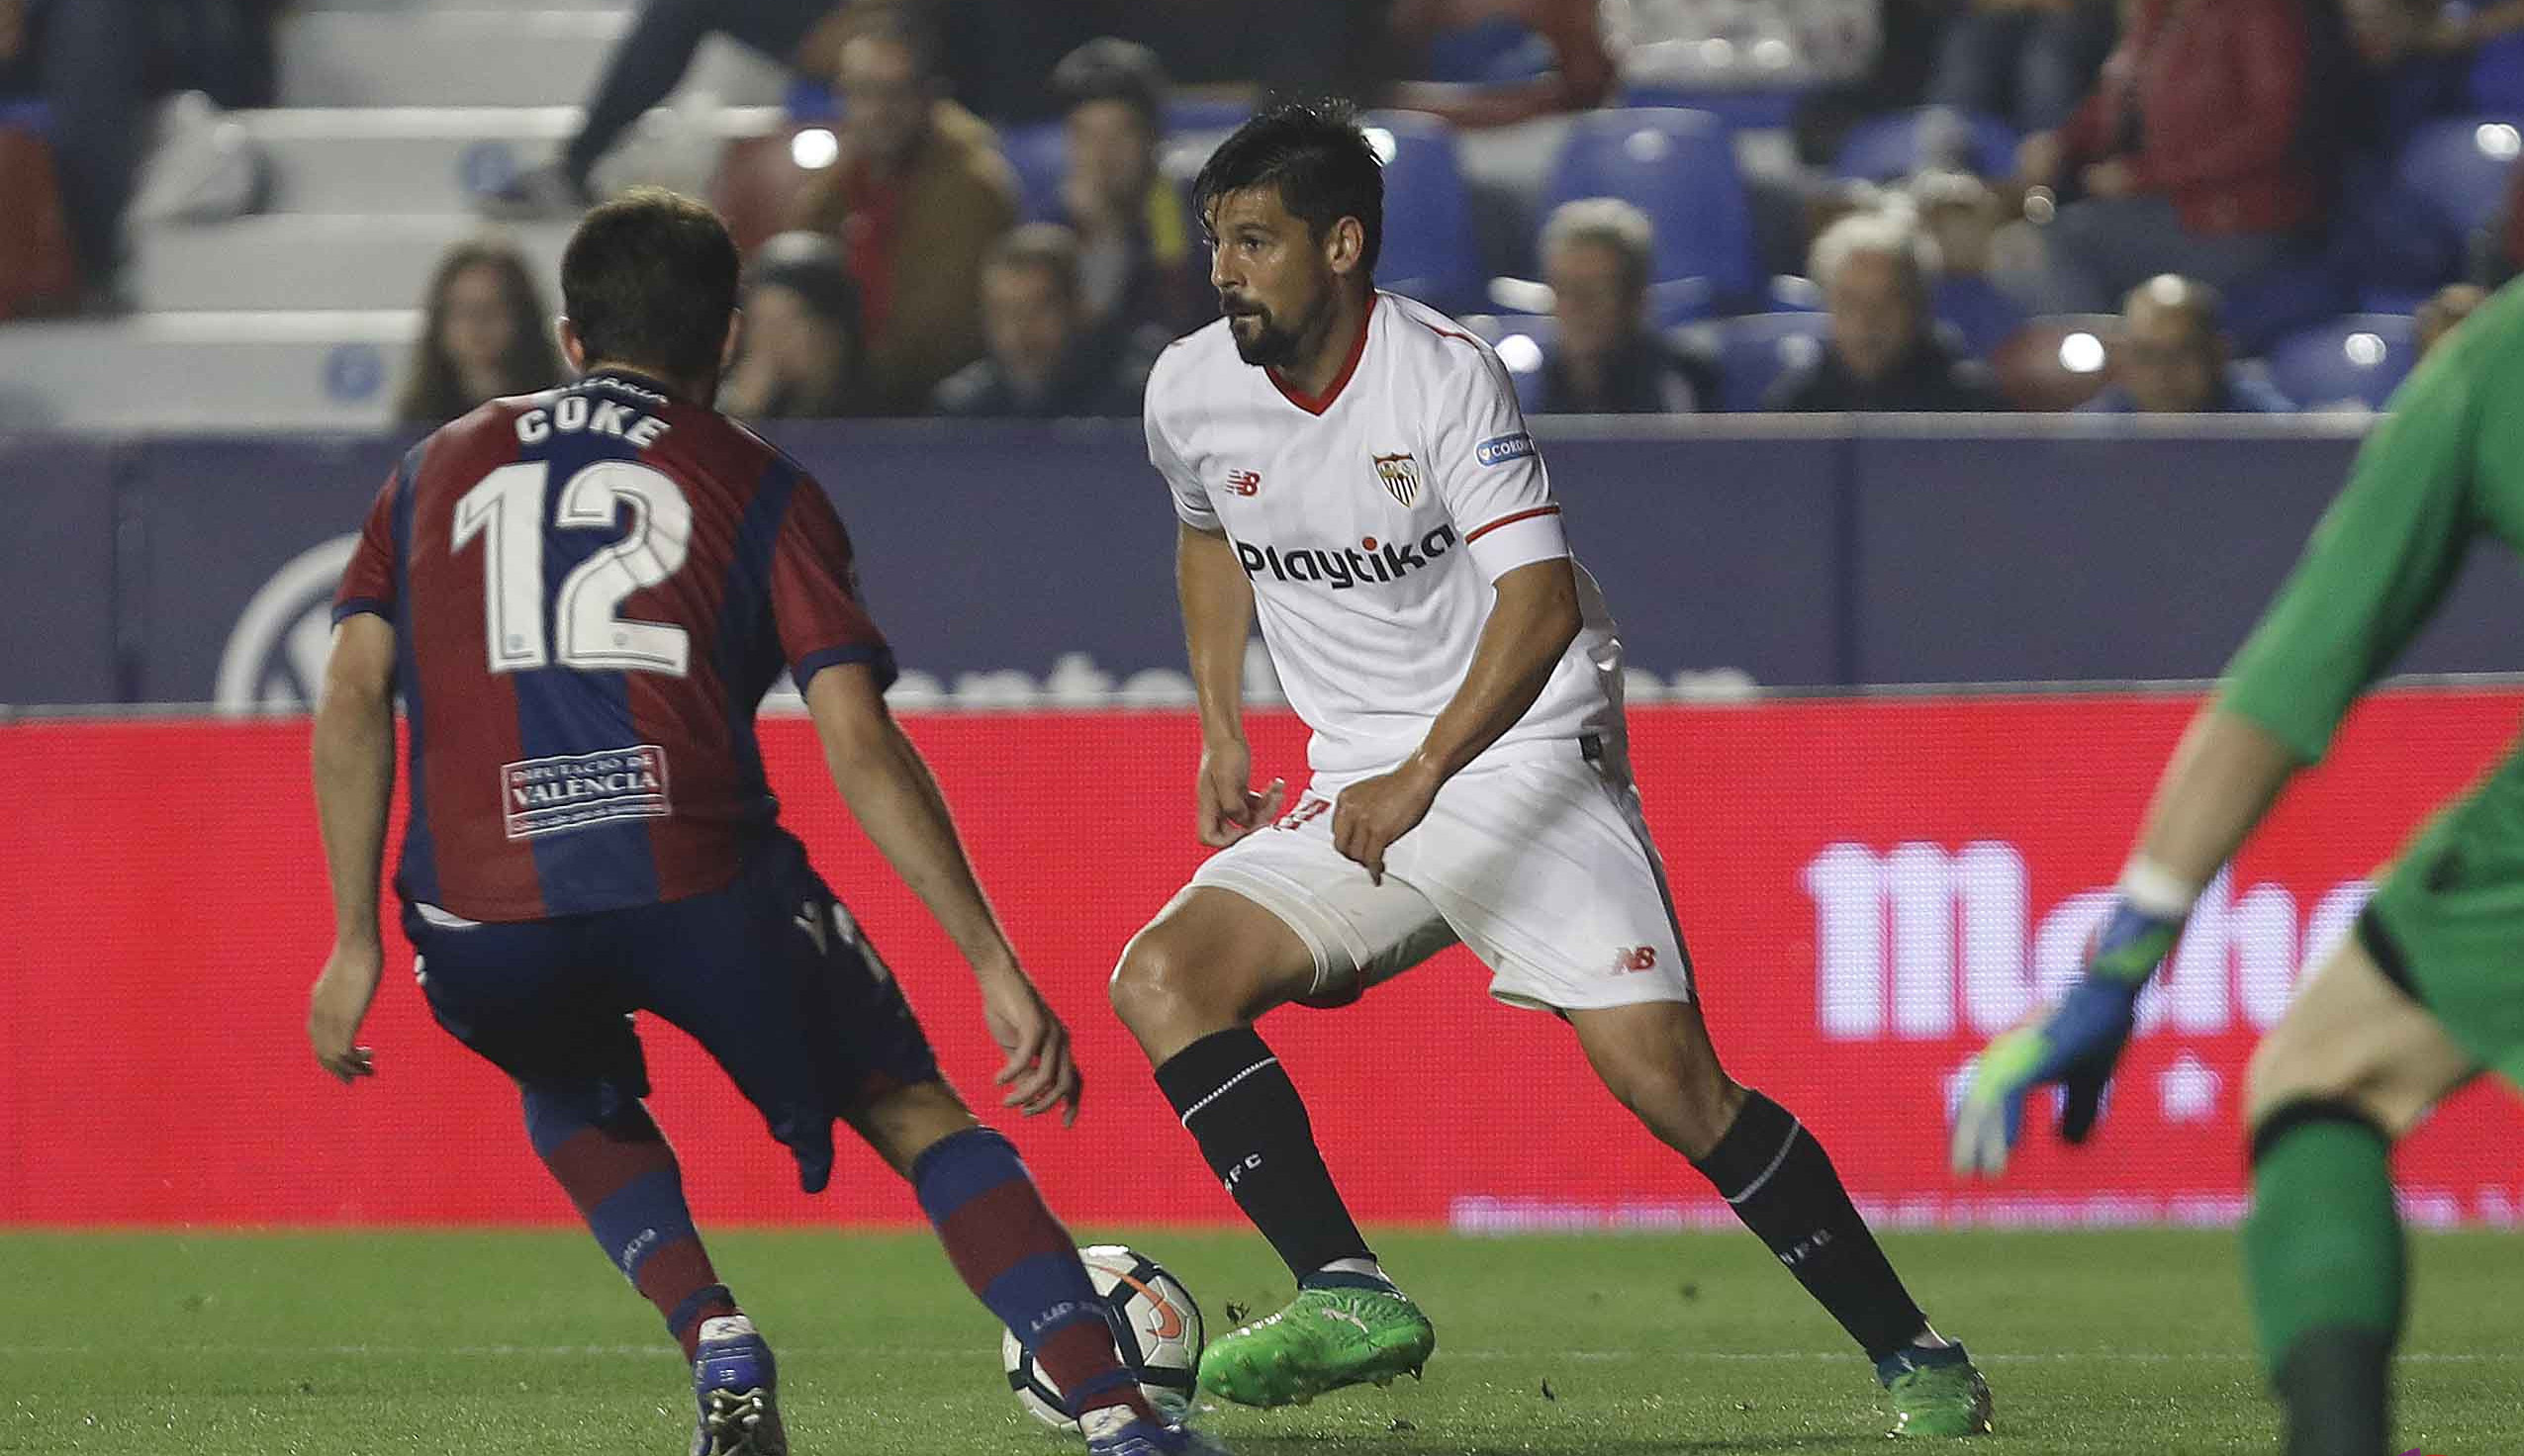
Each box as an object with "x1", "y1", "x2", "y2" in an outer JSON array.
[{"x1": 1476, "y1": 431, "x2": 1537, "y2": 467}]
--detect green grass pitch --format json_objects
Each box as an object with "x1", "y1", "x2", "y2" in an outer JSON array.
[{"x1": 15, "y1": 1228, "x2": 2524, "y2": 1454}]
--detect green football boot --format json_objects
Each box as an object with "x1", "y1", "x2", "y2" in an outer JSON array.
[
  {"x1": 1195, "y1": 1284, "x2": 1437, "y2": 1408},
  {"x1": 1878, "y1": 1343, "x2": 1995, "y2": 1437}
]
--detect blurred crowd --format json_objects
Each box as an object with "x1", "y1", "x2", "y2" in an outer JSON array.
[{"x1": 6, "y1": 0, "x2": 2520, "y2": 421}]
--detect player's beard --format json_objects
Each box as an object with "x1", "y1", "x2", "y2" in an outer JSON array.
[
  {"x1": 1225, "y1": 305, "x2": 1294, "y2": 367},
  {"x1": 1225, "y1": 290, "x2": 1331, "y2": 369}
]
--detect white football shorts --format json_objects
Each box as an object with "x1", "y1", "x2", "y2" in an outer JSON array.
[{"x1": 1180, "y1": 745, "x2": 1695, "y2": 1012}]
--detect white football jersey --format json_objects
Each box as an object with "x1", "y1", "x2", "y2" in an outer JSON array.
[{"x1": 1145, "y1": 291, "x2": 1625, "y2": 776}]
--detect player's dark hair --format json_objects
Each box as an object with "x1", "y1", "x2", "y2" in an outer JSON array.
[
  {"x1": 1051, "y1": 37, "x2": 1169, "y2": 132},
  {"x1": 1193, "y1": 98, "x2": 1383, "y2": 277},
  {"x1": 560, "y1": 187, "x2": 740, "y2": 387}
]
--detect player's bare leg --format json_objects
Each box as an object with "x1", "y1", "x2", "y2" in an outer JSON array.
[
  {"x1": 1567, "y1": 1000, "x2": 1994, "y2": 1437},
  {"x1": 1111, "y1": 889, "x2": 1438, "y2": 1408},
  {"x1": 847, "y1": 1078, "x2": 1227, "y2": 1453},
  {"x1": 2240, "y1": 934, "x2": 2476, "y2": 1456}
]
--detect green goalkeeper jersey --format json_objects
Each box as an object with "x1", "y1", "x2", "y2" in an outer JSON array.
[{"x1": 2220, "y1": 283, "x2": 2524, "y2": 761}]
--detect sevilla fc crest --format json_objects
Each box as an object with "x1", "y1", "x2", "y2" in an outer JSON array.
[{"x1": 1373, "y1": 451, "x2": 1421, "y2": 506}]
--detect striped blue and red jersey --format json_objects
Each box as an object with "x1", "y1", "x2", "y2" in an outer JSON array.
[{"x1": 332, "y1": 369, "x2": 893, "y2": 922}]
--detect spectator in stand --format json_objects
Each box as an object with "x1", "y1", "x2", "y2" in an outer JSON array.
[
  {"x1": 793, "y1": 3, "x2": 1017, "y2": 415},
  {"x1": 1046, "y1": 38, "x2": 1205, "y2": 345},
  {"x1": 4, "y1": 0, "x2": 280, "y2": 308},
  {"x1": 932, "y1": 224, "x2": 1151, "y2": 418},
  {"x1": 2415, "y1": 281, "x2": 2487, "y2": 358},
  {"x1": 1911, "y1": 169, "x2": 2029, "y2": 356},
  {"x1": 2078, "y1": 274, "x2": 2296, "y2": 412},
  {"x1": 2345, "y1": 0, "x2": 2471, "y2": 146},
  {"x1": 481, "y1": 0, "x2": 848, "y2": 219},
  {"x1": 1383, "y1": 0, "x2": 1615, "y2": 129},
  {"x1": 396, "y1": 238, "x2": 566, "y2": 427},
  {"x1": 1768, "y1": 211, "x2": 2001, "y2": 412},
  {"x1": 2011, "y1": 0, "x2": 2334, "y2": 315},
  {"x1": 720, "y1": 230, "x2": 867, "y2": 418},
  {"x1": 1928, "y1": 0, "x2": 2118, "y2": 134},
  {"x1": 1531, "y1": 198, "x2": 1715, "y2": 413}
]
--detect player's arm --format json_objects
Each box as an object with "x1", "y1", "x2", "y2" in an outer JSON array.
[
  {"x1": 307, "y1": 612, "x2": 397, "y2": 1084},
  {"x1": 1334, "y1": 345, "x2": 1577, "y2": 881},
  {"x1": 1178, "y1": 520, "x2": 1284, "y2": 846},
  {"x1": 802, "y1": 664, "x2": 1079, "y2": 1123},
  {"x1": 1955, "y1": 319, "x2": 2494, "y2": 1175},
  {"x1": 1331, "y1": 557, "x2": 1579, "y2": 883}
]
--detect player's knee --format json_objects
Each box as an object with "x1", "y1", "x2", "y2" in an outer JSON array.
[
  {"x1": 1597, "y1": 1054, "x2": 1743, "y2": 1160},
  {"x1": 2244, "y1": 1026, "x2": 2399, "y2": 1136},
  {"x1": 1107, "y1": 927, "x2": 1201, "y2": 1032}
]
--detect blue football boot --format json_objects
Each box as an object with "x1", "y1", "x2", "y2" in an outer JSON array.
[{"x1": 691, "y1": 1316, "x2": 788, "y2": 1456}]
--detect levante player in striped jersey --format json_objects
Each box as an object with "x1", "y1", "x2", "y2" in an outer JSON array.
[{"x1": 304, "y1": 189, "x2": 1226, "y2": 1456}]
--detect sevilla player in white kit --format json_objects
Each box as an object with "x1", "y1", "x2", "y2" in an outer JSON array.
[{"x1": 1109, "y1": 103, "x2": 1994, "y2": 1438}]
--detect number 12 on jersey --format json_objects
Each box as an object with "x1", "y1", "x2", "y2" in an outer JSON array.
[{"x1": 452, "y1": 460, "x2": 694, "y2": 678}]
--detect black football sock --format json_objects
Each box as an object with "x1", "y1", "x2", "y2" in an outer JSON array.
[
  {"x1": 1154, "y1": 1026, "x2": 1376, "y2": 1284},
  {"x1": 1692, "y1": 1089, "x2": 1928, "y2": 1362}
]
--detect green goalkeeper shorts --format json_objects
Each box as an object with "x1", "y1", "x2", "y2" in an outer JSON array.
[{"x1": 2361, "y1": 745, "x2": 2524, "y2": 1088}]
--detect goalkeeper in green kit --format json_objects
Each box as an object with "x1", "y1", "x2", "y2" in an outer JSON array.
[{"x1": 1950, "y1": 284, "x2": 2524, "y2": 1456}]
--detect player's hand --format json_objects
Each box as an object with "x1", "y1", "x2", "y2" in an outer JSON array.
[
  {"x1": 1950, "y1": 901, "x2": 2182, "y2": 1176},
  {"x1": 308, "y1": 936, "x2": 385, "y2": 1084},
  {"x1": 2080, "y1": 158, "x2": 2136, "y2": 198},
  {"x1": 1196, "y1": 737, "x2": 1284, "y2": 848},
  {"x1": 1331, "y1": 757, "x2": 1444, "y2": 886},
  {"x1": 976, "y1": 960, "x2": 1082, "y2": 1127},
  {"x1": 2015, "y1": 131, "x2": 2063, "y2": 189}
]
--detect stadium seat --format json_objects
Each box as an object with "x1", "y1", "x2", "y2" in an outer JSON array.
[
  {"x1": 1540, "y1": 108, "x2": 1759, "y2": 303},
  {"x1": 1933, "y1": 275, "x2": 2027, "y2": 358},
  {"x1": 1480, "y1": 273, "x2": 1716, "y2": 328},
  {"x1": 2261, "y1": 314, "x2": 2419, "y2": 411},
  {"x1": 2359, "y1": 283, "x2": 2434, "y2": 315},
  {"x1": 1364, "y1": 111, "x2": 1482, "y2": 313},
  {"x1": 1831, "y1": 107, "x2": 2020, "y2": 181},
  {"x1": 786, "y1": 78, "x2": 841, "y2": 121},
  {"x1": 2330, "y1": 149, "x2": 2466, "y2": 300},
  {"x1": 1767, "y1": 274, "x2": 1823, "y2": 312},
  {"x1": 1166, "y1": 98, "x2": 1253, "y2": 134},
  {"x1": 1616, "y1": 86, "x2": 1808, "y2": 132},
  {"x1": 1417, "y1": 16, "x2": 1556, "y2": 84},
  {"x1": 1990, "y1": 314, "x2": 2121, "y2": 411},
  {"x1": 1688, "y1": 312, "x2": 1831, "y2": 412},
  {"x1": 2470, "y1": 34, "x2": 2524, "y2": 112},
  {"x1": 1001, "y1": 121, "x2": 1067, "y2": 224},
  {"x1": 2218, "y1": 247, "x2": 2356, "y2": 355},
  {"x1": 1458, "y1": 313, "x2": 1557, "y2": 412},
  {"x1": 0, "y1": 99, "x2": 50, "y2": 137},
  {"x1": 2393, "y1": 115, "x2": 2524, "y2": 247}
]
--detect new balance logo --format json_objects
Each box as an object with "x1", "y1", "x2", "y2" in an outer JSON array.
[
  {"x1": 1613, "y1": 947, "x2": 1659, "y2": 973},
  {"x1": 1224, "y1": 469, "x2": 1262, "y2": 497}
]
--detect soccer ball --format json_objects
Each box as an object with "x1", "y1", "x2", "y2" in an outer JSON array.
[{"x1": 1001, "y1": 1244, "x2": 1203, "y2": 1430}]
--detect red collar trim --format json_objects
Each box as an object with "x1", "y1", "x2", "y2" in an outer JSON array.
[{"x1": 1268, "y1": 294, "x2": 1377, "y2": 416}]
